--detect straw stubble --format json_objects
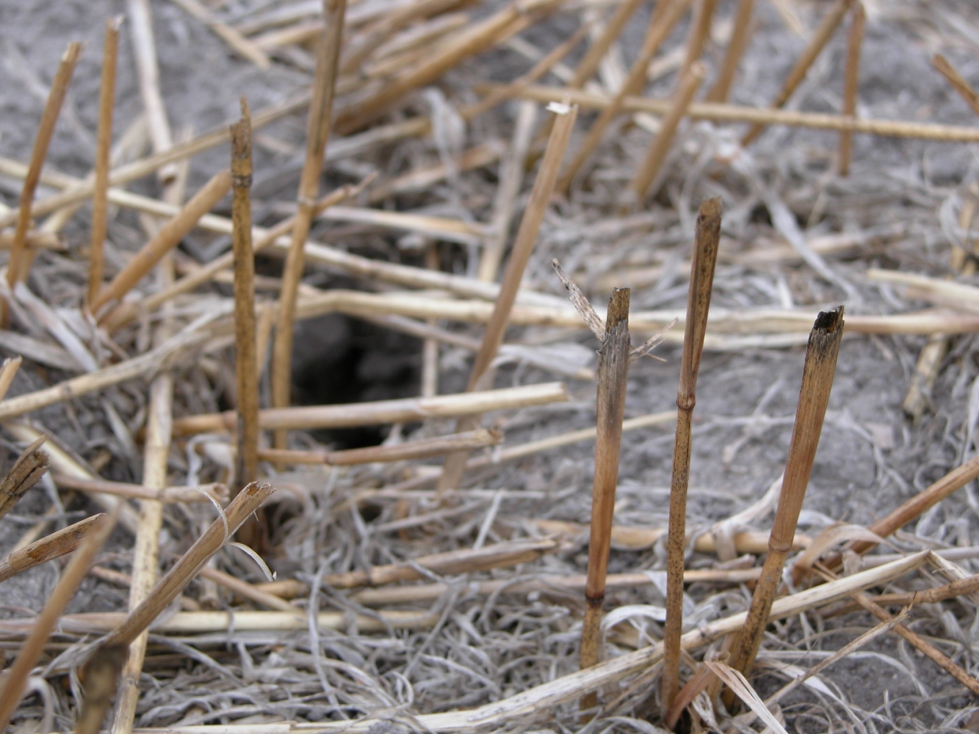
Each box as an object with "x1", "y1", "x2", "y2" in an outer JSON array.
[
  {"x1": 661, "y1": 197, "x2": 722, "y2": 713},
  {"x1": 88, "y1": 18, "x2": 121, "y2": 305},
  {"x1": 4, "y1": 41, "x2": 83, "y2": 326},
  {"x1": 724, "y1": 307, "x2": 844, "y2": 707},
  {"x1": 436, "y1": 103, "x2": 578, "y2": 493},
  {"x1": 272, "y1": 0, "x2": 347, "y2": 452},
  {"x1": 231, "y1": 99, "x2": 259, "y2": 495},
  {"x1": 580, "y1": 288, "x2": 631, "y2": 714}
]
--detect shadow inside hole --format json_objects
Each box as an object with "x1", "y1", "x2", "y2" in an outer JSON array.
[{"x1": 290, "y1": 313, "x2": 421, "y2": 449}]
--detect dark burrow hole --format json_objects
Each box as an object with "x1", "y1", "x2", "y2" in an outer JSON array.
[{"x1": 290, "y1": 312, "x2": 421, "y2": 449}]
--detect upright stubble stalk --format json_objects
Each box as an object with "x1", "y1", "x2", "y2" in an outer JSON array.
[
  {"x1": 580, "y1": 287, "x2": 631, "y2": 714},
  {"x1": 723, "y1": 307, "x2": 845, "y2": 709},
  {"x1": 661, "y1": 198, "x2": 722, "y2": 714}
]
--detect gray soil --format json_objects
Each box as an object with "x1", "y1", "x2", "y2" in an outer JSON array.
[{"x1": 1, "y1": 0, "x2": 979, "y2": 732}]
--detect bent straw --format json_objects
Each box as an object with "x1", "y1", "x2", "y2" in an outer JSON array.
[
  {"x1": 0, "y1": 512, "x2": 116, "y2": 732},
  {"x1": 580, "y1": 289, "x2": 631, "y2": 714},
  {"x1": 89, "y1": 18, "x2": 122, "y2": 305},
  {"x1": 706, "y1": 0, "x2": 755, "y2": 102},
  {"x1": 837, "y1": 2, "x2": 865, "y2": 176},
  {"x1": 4, "y1": 42, "x2": 83, "y2": 325},
  {"x1": 436, "y1": 103, "x2": 578, "y2": 493},
  {"x1": 272, "y1": 0, "x2": 347, "y2": 452},
  {"x1": 724, "y1": 307, "x2": 844, "y2": 706},
  {"x1": 661, "y1": 198, "x2": 722, "y2": 712},
  {"x1": 741, "y1": 0, "x2": 853, "y2": 146},
  {"x1": 91, "y1": 169, "x2": 232, "y2": 314},
  {"x1": 231, "y1": 99, "x2": 259, "y2": 496}
]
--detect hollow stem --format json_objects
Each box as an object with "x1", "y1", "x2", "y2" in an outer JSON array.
[
  {"x1": 661, "y1": 197, "x2": 722, "y2": 713},
  {"x1": 580, "y1": 288, "x2": 631, "y2": 715},
  {"x1": 271, "y1": 0, "x2": 347, "y2": 452},
  {"x1": 838, "y1": 2, "x2": 865, "y2": 176},
  {"x1": 723, "y1": 307, "x2": 845, "y2": 708}
]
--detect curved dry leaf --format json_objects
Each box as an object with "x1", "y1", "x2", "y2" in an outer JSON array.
[{"x1": 704, "y1": 661, "x2": 788, "y2": 734}]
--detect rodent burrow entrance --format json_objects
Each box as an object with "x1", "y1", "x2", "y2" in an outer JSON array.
[{"x1": 290, "y1": 313, "x2": 421, "y2": 449}]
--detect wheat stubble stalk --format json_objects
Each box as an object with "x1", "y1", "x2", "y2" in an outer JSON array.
[
  {"x1": 3, "y1": 41, "x2": 82, "y2": 326},
  {"x1": 88, "y1": 17, "x2": 121, "y2": 304},
  {"x1": 722, "y1": 306, "x2": 845, "y2": 710},
  {"x1": 91, "y1": 169, "x2": 232, "y2": 315},
  {"x1": 556, "y1": 0, "x2": 691, "y2": 193},
  {"x1": 661, "y1": 197, "x2": 722, "y2": 713},
  {"x1": 741, "y1": 0, "x2": 853, "y2": 146},
  {"x1": 706, "y1": 0, "x2": 755, "y2": 102},
  {"x1": 230, "y1": 99, "x2": 259, "y2": 496},
  {"x1": 580, "y1": 288, "x2": 631, "y2": 715},
  {"x1": 435, "y1": 103, "x2": 578, "y2": 494},
  {"x1": 272, "y1": 0, "x2": 347, "y2": 453},
  {"x1": 837, "y1": 1, "x2": 865, "y2": 176}
]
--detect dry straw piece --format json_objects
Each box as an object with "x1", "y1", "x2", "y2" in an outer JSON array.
[
  {"x1": 0, "y1": 436, "x2": 50, "y2": 522},
  {"x1": 0, "y1": 513, "x2": 105, "y2": 583},
  {"x1": 435, "y1": 102, "x2": 578, "y2": 491},
  {"x1": 272, "y1": 0, "x2": 347, "y2": 451},
  {"x1": 579, "y1": 288, "x2": 631, "y2": 714},
  {"x1": 662, "y1": 197, "x2": 722, "y2": 712},
  {"x1": 97, "y1": 482, "x2": 274, "y2": 650},
  {"x1": 724, "y1": 307, "x2": 844, "y2": 706},
  {"x1": 838, "y1": 2, "x2": 865, "y2": 175},
  {"x1": 0, "y1": 511, "x2": 115, "y2": 732},
  {"x1": 88, "y1": 17, "x2": 121, "y2": 304},
  {"x1": 4, "y1": 41, "x2": 82, "y2": 326},
  {"x1": 230, "y1": 98, "x2": 259, "y2": 495},
  {"x1": 741, "y1": 0, "x2": 854, "y2": 146},
  {"x1": 91, "y1": 169, "x2": 232, "y2": 314}
]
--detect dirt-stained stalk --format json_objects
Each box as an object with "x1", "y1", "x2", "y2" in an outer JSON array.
[
  {"x1": 661, "y1": 197, "x2": 722, "y2": 714},
  {"x1": 723, "y1": 307, "x2": 845, "y2": 708},
  {"x1": 838, "y1": 2, "x2": 865, "y2": 176},
  {"x1": 271, "y1": 0, "x2": 347, "y2": 452},
  {"x1": 230, "y1": 99, "x2": 259, "y2": 494},
  {"x1": 88, "y1": 18, "x2": 121, "y2": 305},
  {"x1": 4, "y1": 42, "x2": 82, "y2": 326},
  {"x1": 580, "y1": 288, "x2": 632, "y2": 714}
]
